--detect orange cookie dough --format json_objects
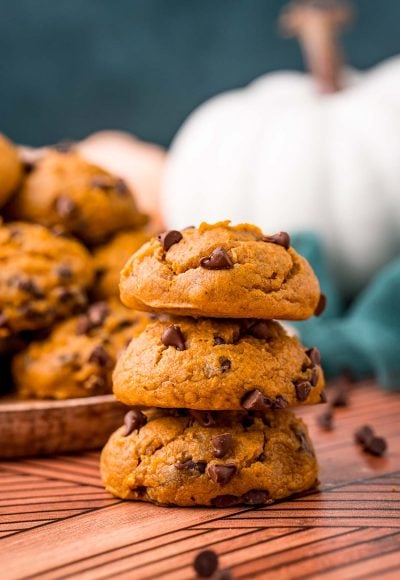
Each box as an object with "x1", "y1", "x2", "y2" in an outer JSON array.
[
  {"x1": 113, "y1": 316, "x2": 324, "y2": 410},
  {"x1": 13, "y1": 299, "x2": 149, "y2": 399},
  {"x1": 6, "y1": 150, "x2": 147, "y2": 245},
  {"x1": 0, "y1": 222, "x2": 93, "y2": 346},
  {"x1": 101, "y1": 407, "x2": 318, "y2": 507},
  {"x1": 0, "y1": 134, "x2": 23, "y2": 208},
  {"x1": 92, "y1": 229, "x2": 149, "y2": 300},
  {"x1": 120, "y1": 221, "x2": 321, "y2": 320}
]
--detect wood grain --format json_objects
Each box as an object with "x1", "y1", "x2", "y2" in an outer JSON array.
[{"x1": 1, "y1": 381, "x2": 399, "y2": 580}]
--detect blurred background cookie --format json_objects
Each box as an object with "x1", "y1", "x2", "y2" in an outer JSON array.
[{"x1": 0, "y1": 134, "x2": 23, "y2": 209}]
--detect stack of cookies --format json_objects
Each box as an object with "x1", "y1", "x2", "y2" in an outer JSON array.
[{"x1": 101, "y1": 221, "x2": 326, "y2": 507}]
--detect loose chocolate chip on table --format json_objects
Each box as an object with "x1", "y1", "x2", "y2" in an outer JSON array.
[
  {"x1": 212, "y1": 433, "x2": 233, "y2": 458},
  {"x1": 331, "y1": 383, "x2": 349, "y2": 407},
  {"x1": 88, "y1": 345, "x2": 111, "y2": 367},
  {"x1": 354, "y1": 425, "x2": 374, "y2": 445},
  {"x1": 207, "y1": 463, "x2": 236, "y2": 485},
  {"x1": 314, "y1": 293, "x2": 327, "y2": 316},
  {"x1": 306, "y1": 347, "x2": 321, "y2": 366},
  {"x1": 247, "y1": 320, "x2": 270, "y2": 340},
  {"x1": 262, "y1": 231, "x2": 291, "y2": 249},
  {"x1": 157, "y1": 230, "x2": 183, "y2": 251},
  {"x1": 211, "y1": 494, "x2": 239, "y2": 508},
  {"x1": 115, "y1": 178, "x2": 129, "y2": 195},
  {"x1": 354, "y1": 425, "x2": 387, "y2": 456},
  {"x1": 124, "y1": 409, "x2": 147, "y2": 436},
  {"x1": 317, "y1": 409, "x2": 334, "y2": 431},
  {"x1": 189, "y1": 410, "x2": 216, "y2": 427},
  {"x1": 213, "y1": 336, "x2": 226, "y2": 345},
  {"x1": 200, "y1": 247, "x2": 233, "y2": 270},
  {"x1": 54, "y1": 195, "x2": 76, "y2": 218},
  {"x1": 242, "y1": 489, "x2": 269, "y2": 505},
  {"x1": 193, "y1": 549, "x2": 219, "y2": 578},
  {"x1": 161, "y1": 324, "x2": 186, "y2": 350},
  {"x1": 219, "y1": 357, "x2": 231, "y2": 373},
  {"x1": 174, "y1": 460, "x2": 207, "y2": 473},
  {"x1": 241, "y1": 389, "x2": 273, "y2": 411},
  {"x1": 295, "y1": 381, "x2": 312, "y2": 402}
]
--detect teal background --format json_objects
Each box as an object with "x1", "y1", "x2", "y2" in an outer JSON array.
[{"x1": 1, "y1": 0, "x2": 399, "y2": 147}]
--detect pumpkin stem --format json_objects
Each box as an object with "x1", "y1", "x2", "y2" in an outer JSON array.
[{"x1": 280, "y1": 0, "x2": 353, "y2": 93}]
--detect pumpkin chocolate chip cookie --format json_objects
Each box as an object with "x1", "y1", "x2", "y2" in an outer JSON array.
[
  {"x1": 0, "y1": 134, "x2": 23, "y2": 208},
  {"x1": 120, "y1": 221, "x2": 321, "y2": 319},
  {"x1": 6, "y1": 150, "x2": 147, "y2": 245},
  {"x1": 0, "y1": 222, "x2": 93, "y2": 348},
  {"x1": 113, "y1": 316, "x2": 325, "y2": 410},
  {"x1": 101, "y1": 407, "x2": 318, "y2": 507},
  {"x1": 13, "y1": 299, "x2": 149, "y2": 399},
  {"x1": 92, "y1": 229, "x2": 149, "y2": 300}
]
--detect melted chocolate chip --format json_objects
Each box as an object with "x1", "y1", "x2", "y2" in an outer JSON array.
[
  {"x1": 193, "y1": 550, "x2": 219, "y2": 578},
  {"x1": 247, "y1": 321, "x2": 270, "y2": 340},
  {"x1": 88, "y1": 345, "x2": 111, "y2": 367},
  {"x1": 23, "y1": 160, "x2": 35, "y2": 174},
  {"x1": 241, "y1": 389, "x2": 273, "y2": 411},
  {"x1": 317, "y1": 409, "x2": 334, "y2": 431},
  {"x1": 200, "y1": 247, "x2": 233, "y2": 270},
  {"x1": 174, "y1": 460, "x2": 206, "y2": 473},
  {"x1": 124, "y1": 409, "x2": 147, "y2": 436},
  {"x1": 306, "y1": 347, "x2": 321, "y2": 366},
  {"x1": 242, "y1": 489, "x2": 269, "y2": 505},
  {"x1": 212, "y1": 433, "x2": 233, "y2": 458},
  {"x1": 295, "y1": 381, "x2": 312, "y2": 402},
  {"x1": 56, "y1": 265, "x2": 73, "y2": 280},
  {"x1": 16, "y1": 278, "x2": 44, "y2": 299},
  {"x1": 189, "y1": 410, "x2": 216, "y2": 427},
  {"x1": 315, "y1": 293, "x2": 327, "y2": 316},
  {"x1": 273, "y1": 395, "x2": 289, "y2": 409},
  {"x1": 293, "y1": 428, "x2": 312, "y2": 453},
  {"x1": 262, "y1": 231, "x2": 290, "y2": 249},
  {"x1": 161, "y1": 325, "x2": 186, "y2": 350},
  {"x1": 213, "y1": 336, "x2": 225, "y2": 345},
  {"x1": 115, "y1": 178, "x2": 129, "y2": 195},
  {"x1": 207, "y1": 463, "x2": 236, "y2": 485},
  {"x1": 158, "y1": 230, "x2": 183, "y2": 251},
  {"x1": 219, "y1": 357, "x2": 231, "y2": 373},
  {"x1": 256, "y1": 453, "x2": 266, "y2": 462},
  {"x1": 54, "y1": 195, "x2": 76, "y2": 218},
  {"x1": 211, "y1": 495, "x2": 239, "y2": 507}
]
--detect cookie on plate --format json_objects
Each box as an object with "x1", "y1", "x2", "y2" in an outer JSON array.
[
  {"x1": 6, "y1": 150, "x2": 147, "y2": 245},
  {"x1": 120, "y1": 221, "x2": 321, "y2": 319},
  {"x1": 13, "y1": 299, "x2": 149, "y2": 399},
  {"x1": 92, "y1": 229, "x2": 149, "y2": 300},
  {"x1": 0, "y1": 222, "x2": 93, "y2": 346},
  {"x1": 113, "y1": 316, "x2": 325, "y2": 410},
  {"x1": 101, "y1": 407, "x2": 318, "y2": 507},
  {"x1": 0, "y1": 134, "x2": 23, "y2": 208}
]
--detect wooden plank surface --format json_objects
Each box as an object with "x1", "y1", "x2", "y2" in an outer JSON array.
[{"x1": 1, "y1": 382, "x2": 399, "y2": 579}]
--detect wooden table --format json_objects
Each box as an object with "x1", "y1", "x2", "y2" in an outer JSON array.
[{"x1": 1, "y1": 382, "x2": 399, "y2": 579}]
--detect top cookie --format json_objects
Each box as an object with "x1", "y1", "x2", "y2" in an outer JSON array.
[
  {"x1": 6, "y1": 150, "x2": 148, "y2": 245},
  {"x1": 0, "y1": 134, "x2": 22, "y2": 208},
  {"x1": 120, "y1": 221, "x2": 321, "y2": 320}
]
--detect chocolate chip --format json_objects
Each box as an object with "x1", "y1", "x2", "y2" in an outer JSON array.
[
  {"x1": 15, "y1": 278, "x2": 44, "y2": 298},
  {"x1": 174, "y1": 460, "x2": 206, "y2": 473},
  {"x1": 315, "y1": 293, "x2": 327, "y2": 316},
  {"x1": 256, "y1": 453, "x2": 266, "y2": 462},
  {"x1": 212, "y1": 433, "x2": 233, "y2": 458},
  {"x1": 213, "y1": 336, "x2": 225, "y2": 345},
  {"x1": 211, "y1": 495, "x2": 239, "y2": 507},
  {"x1": 320, "y1": 390, "x2": 327, "y2": 403},
  {"x1": 124, "y1": 409, "x2": 147, "y2": 436},
  {"x1": 331, "y1": 384, "x2": 349, "y2": 407},
  {"x1": 247, "y1": 320, "x2": 270, "y2": 340},
  {"x1": 115, "y1": 178, "x2": 129, "y2": 195},
  {"x1": 364, "y1": 436, "x2": 387, "y2": 457},
  {"x1": 90, "y1": 176, "x2": 114, "y2": 190},
  {"x1": 354, "y1": 425, "x2": 374, "y2": 445},
  {"x1": 219, "y1": 357, "x2": 231, "y2": 373},
  {"x1": 56, "y1": 265, "x2": 73, "y2": 280},
  {"x1": 207, "y1": 463, "x2": 236, "y2": 485},
  {"x1": 273, "y1": 395, "x2": 288, "y2": 409},
  {"x1": 23, "y1": 160, "x2": 35, "y2": 174},
  {"x1": 242, "y1": 489, "x2": 269, "y2": 505},
  {"x1": 189, "y1": 410, "x2": 216, "y2": 427},
  {"x1": 193, "y1": 550, "x2": 219, "y2": 578},
  {"x1": 83, "y1": 375, "x2": 106, "y2": 392},
  {"x1": 295, "y1": 381, "x2": 312, "y2": 402},
  {"x1": 310, "y1": 369, "x2": 319, "y2": 387},
  {"x1": 158, "y1": 230, "x2": 183, "y2": 251},
  {"x1": 306, "y1": 347, "x2": 321, "y2": 366},
  {"x1": 161, "y1": 324, "x2": 186, "y2": 350},
  {"x1": 88, "y1": 345, "x2": 111, "y2": 367},
  {"x1": 317, "y1": 409, "x2": 334, "y2": 431},
  {"x1": 241, "y1": 389, "x2": 273, "y2": 411},
  {"x1": 200, "y1": 247, "x2": 233, "y2": 270},
  {"x1": 293, "y1": 428, "x2": 312, "y2": 453},
  {"x1": 54, "y1": 195, "x2": 76, "y2": 218},
  {"x1": 262, "y1": 231, "x2": 290, "y2": 249}
]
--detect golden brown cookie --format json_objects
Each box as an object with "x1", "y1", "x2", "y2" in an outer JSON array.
[
  {"x1": 92, "y1": 229, "x2": 149, "y2": 300},
  {"x1": 120, "y1": 221, "x2": 321, "y2": 319},
  {"x1": 0, "y1": 134, "x2": 23, "y2": 208},
  {"x1": 113, "y1": 316, "x2": 325, "y2": 410},
  {"x1": 101, "y1": 407, "x2": 318, "y2": 507},
  {"x1": 6, "y1": 150, "x2": 147, "y2": 245},
  {"x1": 0, "y1": 222, "x2": 93, "y2": 345},
  {"x1": 13, "y1": 299, "x2": 149, "y2": 399}
]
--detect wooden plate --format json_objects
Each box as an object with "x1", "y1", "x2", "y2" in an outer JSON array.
[{"x1": 0, "y1": 395, "x2": 127, "y2": 458}]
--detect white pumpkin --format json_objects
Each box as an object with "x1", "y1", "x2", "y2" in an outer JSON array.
[{"x1": 162, "y1": 1, "x2": 400, "y2": 295}]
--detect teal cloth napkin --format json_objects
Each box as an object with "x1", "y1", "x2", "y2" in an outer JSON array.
[{"x1": 292, "y1": 233, "x2": 400, "y2": 390}]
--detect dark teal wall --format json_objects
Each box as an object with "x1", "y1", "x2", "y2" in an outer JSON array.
[{"x1": 0, "y1": 0, "x2": 399, "y2": 147}]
